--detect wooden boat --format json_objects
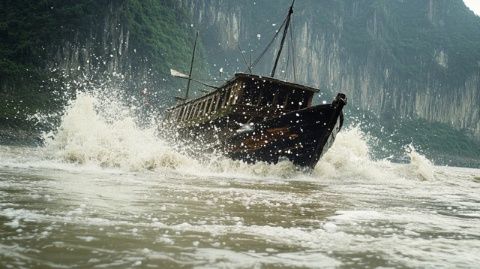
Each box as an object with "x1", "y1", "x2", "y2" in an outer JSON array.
[{"x1": 161, "y1": 1, "x2": 347, "y2": 168}]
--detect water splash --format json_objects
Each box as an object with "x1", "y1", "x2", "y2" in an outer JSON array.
[
  {"x1": 406, "y1": 144, "x2": 435, "y2": 181},
  {"x1": 313, "y1": 126, "x2": 394, "y2": 180},
  {"x1": 313, "y1": 127, "x2": 436, "y2": 181},
  {"x1": 40, "y1": 91, "x2": 302, "y2": 178},
  {"x1": 40, "y1": 91, "x2": 436, "y2": 181},
  {"x1": 44, "y1": 93, "x2": 195, "y2": 171}
]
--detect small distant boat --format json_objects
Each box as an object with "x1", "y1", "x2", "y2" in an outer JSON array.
[{"x1": 161, "y1": 1, "x2": 346, "y2": 169}]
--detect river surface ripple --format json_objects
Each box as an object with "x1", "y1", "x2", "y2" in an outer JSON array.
[{"x1": 1, "y1": 145, "x2": 479, "y2": 269}]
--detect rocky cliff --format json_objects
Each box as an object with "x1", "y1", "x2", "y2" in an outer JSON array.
[
  {"x1": 1, "y1": 0, "x2": 479, "y2": 164},
  {"x1": 181, "y1": 0, "x2": 480, "y2": 144},
  {"x1": 0, "y1": 0, "x2": 199, "y2": 142}
]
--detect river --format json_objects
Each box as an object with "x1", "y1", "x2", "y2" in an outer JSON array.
[{"x1": 1, "y1": 94, "x2": 479, "y2": 268}]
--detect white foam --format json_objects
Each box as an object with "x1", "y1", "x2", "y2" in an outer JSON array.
[
  {"x1": 44, "y1": 93, "x2": 196, "y2": 172},
  {"x1": 313, "y1": 126, "x2": 398, "y2": 181},
  {"x1": 191, "y1": 248, "x2": 340, "y2": 269},
  {"x1": 76, "y1": 236, "x2": 97, "y2": 242},
  {"x1": 2, "y1": 89, "x2": 439, "y2": 183},
  {"x1": 312, "y1": 127, "x2": 439, "y2": 182},
  {"x1": 406, "y1": 145, "x2": 435, "y2": 181}
]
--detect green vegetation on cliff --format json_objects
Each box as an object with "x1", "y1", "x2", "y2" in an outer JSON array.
[
  {"x1": 1, "y1": 0, "x2": 479, "y2": 166},
  {"x1": 358, "y1": 115, "x2": 480, "y2": 167},
  {"x1": 0, "y1": 0, "x2": 101, "y2": 125},
  {"x1": 0, "y1": 0, "x2": 201, "y2": 143},
  {"x1": 121, "y1": 0, "x2": 198, "y2": 74}
]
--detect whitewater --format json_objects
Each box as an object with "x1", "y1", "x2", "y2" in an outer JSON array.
[{"x1": 1, "y1": 93, "x2": 479, "y2": 268}]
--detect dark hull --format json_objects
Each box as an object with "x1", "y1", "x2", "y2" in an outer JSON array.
[
  {"x1": 164, "y1": 95, "x2": 346, "y2": 169},
  {"x1": 224, "y1": 103, "x2": 344, "y2": 168}
]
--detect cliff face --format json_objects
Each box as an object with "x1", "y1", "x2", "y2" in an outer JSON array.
[
  {"x1": 49, "y1": 1, "x2": 132, "y2": 79},
  {"x1": 1, "y1": 0, "x2": 479, "y2": 163},
  {"x1": 39, "y1": 0, "x2": 201, "y2": 104},
  {"x1": 0, "y1": 0, "x2": 197, "y2": 142},
  {"x1": 182, "y1": 0, "x2": 480, "y2": 141}
]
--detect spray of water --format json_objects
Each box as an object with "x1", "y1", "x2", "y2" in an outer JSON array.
[
  {"x1": 313, "y1": 126, "x2": 382, "y2": 179},
  {"x1": 42, "y1": 90, "x2": 436, "y2": 181},
  {"x1": 44, "y1": 93, "x2": 195, "y2": 171},
  {"x1": 312, "y1": 127, "x2": 436, "y2": 181},
  {"x1": 406, "y1": 144, "x2": 435, "y2": 181}
]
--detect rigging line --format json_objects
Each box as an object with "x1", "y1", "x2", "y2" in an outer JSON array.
[
  {"x1": 289, "y1": 38, "x2": 295, "y2": 81},
  {"x1": 238, "y1": 44, "x2": 253, "y2": 74},
  {"x1": 158, "y1": 70, "x2": 227, "y2": 83},
  {"x1": 284, "y1": 37, "x2": 290, "y2": 80},
  {"x1": 249, "y1": 52, "x2": 252, "y2": 70},
  {"x1": 250, "y1": 14, "x2": 288, "y2": 69},
  {"x1": 290, "y1": 14, "x2": 297, "y2": 82},
  {"x1": 286, "y1": 54, "x2": 290, "y2": 80},
  {"x1": 175, "y1": 75, "x2": 220, "y2": 89},
  {"x1": 253, "y1": 16, "x2": 287, "y2": 39},
  {"x1": 250, "y1": 17, "x2": 287, "y2": 69},
  {"x1": 201, "y1": 78, "x2": 228, "y2": 82}
]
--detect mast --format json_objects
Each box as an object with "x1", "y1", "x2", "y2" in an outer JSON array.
[
  {"x1": 185, "y1": 31, "x2": 199, "y2": 102},
  {"x1": 271, "y1": 0, "x2": 295, "y2": 78}
]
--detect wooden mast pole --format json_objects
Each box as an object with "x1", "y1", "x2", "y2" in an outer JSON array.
[
  {"x1": 271, "y1": 0, "x2": 295, "y2": 78},
  {"x1": 185, "y1": 31, "x2": 199, "y2": 102}
]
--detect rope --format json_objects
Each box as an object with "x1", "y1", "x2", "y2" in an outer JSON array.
[
  {"x1": 284, "y1": 39, "x2": 290, "y2": 80},
  {"x1": 290, "y1": 15, "x2": 297, "y2": 82},
  {"x1": 250, "y1": 14, "x2": 289, "y2": 70}
]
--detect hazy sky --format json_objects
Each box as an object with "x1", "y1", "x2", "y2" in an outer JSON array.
[{"x1": 464, "y1": 0, "x2": 480, "y2": 16}]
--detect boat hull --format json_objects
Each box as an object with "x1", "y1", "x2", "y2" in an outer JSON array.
[
  {"x1": 224, "y1": 102, "x2": 344, "y2": 168},
  {"x1": 162, "y1": 94, "x2": 346, "y2": 169}
]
